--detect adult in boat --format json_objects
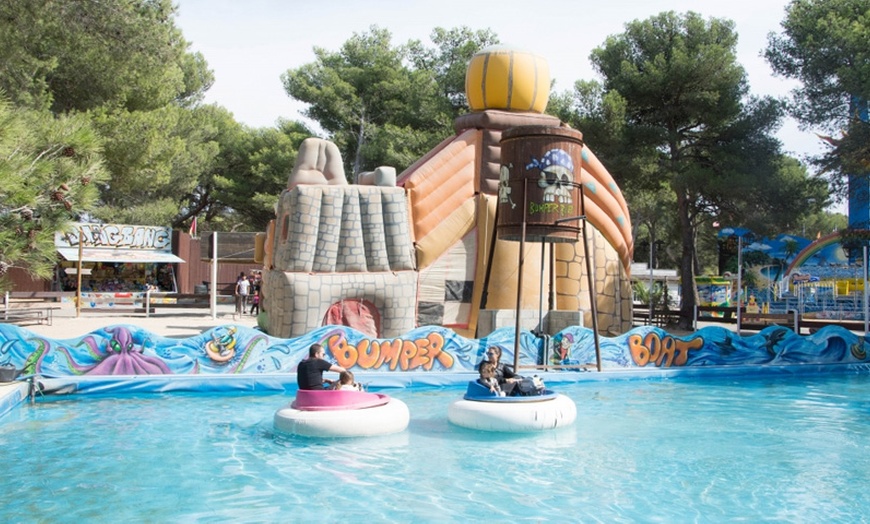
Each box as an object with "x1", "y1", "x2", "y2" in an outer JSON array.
[
  {"x1": 479, "y1": 346, "x2": 521, "y2": 396},
  {"x1": 297, "y1": 343, "x2": 345, "y2": 390}
]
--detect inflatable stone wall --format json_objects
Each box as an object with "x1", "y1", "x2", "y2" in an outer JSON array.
[{"x1": 265, "y1": 185, "x2": 417, "y2": 338}]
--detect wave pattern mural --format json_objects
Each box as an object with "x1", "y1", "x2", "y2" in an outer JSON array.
[{"x1": 1, "y1": 323, "x2": 867, "y2": 382}]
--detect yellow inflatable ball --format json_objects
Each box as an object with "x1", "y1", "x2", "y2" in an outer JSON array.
[{"x1": 465, "y1": 46, "x2": 550, "y2": 113}]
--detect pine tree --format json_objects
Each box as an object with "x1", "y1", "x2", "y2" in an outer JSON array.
[{"x1": 0, "y1": 99, "x2": 108, "y2": 290}]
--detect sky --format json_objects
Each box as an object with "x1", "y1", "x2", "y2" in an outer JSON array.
[{"x1": 174, "y1": 0, "x2": 837, "y2": 205}]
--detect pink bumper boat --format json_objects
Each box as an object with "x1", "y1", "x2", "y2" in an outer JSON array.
[{"x1": 274, "y1": 389, "x2": 409, "y2": 437}]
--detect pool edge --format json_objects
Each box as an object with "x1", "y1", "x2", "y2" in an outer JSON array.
[{"x1": 0, "y1": 382, "x2": 28, "y2": 419}]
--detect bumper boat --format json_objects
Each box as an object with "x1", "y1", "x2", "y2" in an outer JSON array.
[
  {"x1": 274, "y1": 389, "x2": 410, "y2": 437},
  {"x1": 448, "y1": 380, "x2": 577, "y2": 432}
]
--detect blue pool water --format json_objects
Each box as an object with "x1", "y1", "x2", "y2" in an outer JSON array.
[{"x1": 2, "y1": 374, "x2": 870, "y2": 522}]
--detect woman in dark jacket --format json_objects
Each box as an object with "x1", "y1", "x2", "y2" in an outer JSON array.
[{"x1": 479, "y1": 346, "x2": 521, "y2": 395}]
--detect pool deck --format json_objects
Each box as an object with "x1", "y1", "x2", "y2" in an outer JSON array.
[
  {"x1": 6, "y1": 301, "x2": 258, "y2": 339},
  {"x1": 0, "y1": 382, "x2": 28, "y2": 419}
]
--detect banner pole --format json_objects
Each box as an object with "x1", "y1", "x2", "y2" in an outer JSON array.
[
  {"x1": 76, "y1": 227, "x2": 83, "y2": 318},
  {"x1": 211, "y1": 231, "x2": 218, "y2": 320}
]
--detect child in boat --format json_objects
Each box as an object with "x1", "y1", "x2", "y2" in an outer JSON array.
[
  {"x1": 332, "y1": 370, "x2": 361, "y2": 391},
  {"x1": 477, "y1": 361, "x2": 504, "y2": 396}
]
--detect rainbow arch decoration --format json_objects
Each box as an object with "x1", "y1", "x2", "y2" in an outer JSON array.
[{"x1": 784, "y1": 231, "x2": 851, "y2": 275}]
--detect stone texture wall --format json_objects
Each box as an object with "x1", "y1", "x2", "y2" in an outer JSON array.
[
  {"x1": 475, "y1": 222, "x2": 633, "y2": 337},
  {"x1": 265, "y1": 271, "x2": 417, "y2": 339},
  {"x1": 271, "y1": 186, "x2": 414, "y2": 273},
  {"x1": 264, "y1": 185, "x2": 418, "y2": 339},
  {"x1": 554, "y1": 227, "x2": 633, "y2": 334}
]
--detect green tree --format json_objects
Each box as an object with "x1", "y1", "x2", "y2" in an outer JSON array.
[
  {"x1": 75, "y1": 102, "x2": 308, "y2": 233},
  {"x1": 89, "y1": 104, "x2": 222, "y2": 227},
  {"x1": 282, "y1": 26, "x2": 496, "y2": 178},
  {"x1": 0, "y1": 0, "x2": 212, "y2": 113},
  {"x1": 408, "y1": 27, "x2": 500, "y2": 114},
  {"x1": 548, "y1": 80, "x2": 631, "y2": 175},
  {"x1": 213, "y1": 119, "x2": 314, "y2": 231},
  {"x1": 550, "y1": 81, "x2": 685, "y2": 272},
  {"x1": 792, "y1": 210, "x2": 848, "y2": 239},
  {"x1": 628, "y1": 188, "x2": 678, "y2": 267},
  {"x1": 588, "y1": 11, "x2": 826, "y2": 328},
  {"x1": 283, "y1": 27, "x2": 410, "y2": 177},
  {"x1": 723, "y1": 156, "x2": 830, "y2": 237},
  {"x1": 0, "y1": 99, "x2": 108, "y2": 290},
  {"x1": 0, "y1": 0, "x2": 220, "y2": 233},
  {"x1": 766, "y1": 0, "x2": 870, "y2": 195}
]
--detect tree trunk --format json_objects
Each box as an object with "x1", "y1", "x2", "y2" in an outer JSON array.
[
  {"x1": 677, "y1": 191, "x2": 696, "y2": 330},
  {"x1": 352, "y1": 109, "x2": 367, "y2": 178}
]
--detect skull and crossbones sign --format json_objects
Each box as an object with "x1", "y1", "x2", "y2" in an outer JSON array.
[{"x1": 526, "y1": 148, "x2": 574, "y2": 204}]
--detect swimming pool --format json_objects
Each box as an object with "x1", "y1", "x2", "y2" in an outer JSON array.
[{"x1": 2, "y1": 374, "x2": 869, "y2": 521}]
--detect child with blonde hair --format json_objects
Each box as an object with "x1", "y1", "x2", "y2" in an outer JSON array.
[{"x1": 332, "y1": 370, "x2": 361, "y2": 391}]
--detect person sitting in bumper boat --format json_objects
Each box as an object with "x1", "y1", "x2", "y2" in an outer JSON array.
[
  {"x1": 479, "y1": 345, "x2": 519, "y2": 395},
  {"x1": 477, "y1": 361, "x2": 505, "y2": 396},
  {"x1": 332, "y1": 370, "x2": 362, "y2": 391},
  {"x1": 478, "y1": 346, "x2": 546, "y2": 397},
  {"x1": 297, "y1": 343, "x2": 345, "y2": 390}
]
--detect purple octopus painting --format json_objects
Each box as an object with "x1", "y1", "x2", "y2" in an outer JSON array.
[{"x1": 68, "y1": 326, "x2": 171, "y2": 375}]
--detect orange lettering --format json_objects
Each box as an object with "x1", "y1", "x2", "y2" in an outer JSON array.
[
  {"x1": 645, "y1": 333, "x2": 661, "y2": 365},
  {"x1": 408, "y1": 339, "x2": 430, "y2": 369},
  {"x1": 674, "y1": 337, "x2": 704, "y2": 366},
  {"x1": 629, "y1": 332, "x2": 704, "y2": 368},
  {"x1": 629, "y1": 334, "x2": 650, "y2": 366},
  {"x1": 329, "y1": 333, "x2": 459, "y2": 371},
  {"x1": 399, "y1": 340, "x2": 417, "y2": 371},
  {"x1": 375, "y1": 339, "x2": 402, "y2": 370},
  {"x1": 356, "y1": 339, "x2": 378, "y2": 369},
  {"x1": 328, "y1": 335, "x2": 357, "y2": 369},
  {"x1": 654, "y1": 336, "x2": 677, "y2": 367},
  {"x1": 429, "y1": 333, "x2": 454, "y2": 369}
]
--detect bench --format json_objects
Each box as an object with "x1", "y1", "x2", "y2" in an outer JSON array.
[
  {"x1": 739, "y1": 311, "x2": 800, "y2": 332},
  {"x1": 2, "y1": 292, "x2": 66, "y2": 326},
  {"x1": 5, "y1": 291, "x2": 68, "y2": 303},
  {"x1": 144, "y1": 292, "x2": 233, "y2": 317},
  {"x1": 633, "y1": 306, "x2": 679, "y2": 327},
  {"x1": 0, "y1": 308, "x2": 55, "y2": 326},
  {"x1": 694, "y1": 306, "x2": 800, "y2": 332},
  {"x1": 694, "y1": 306, "x2": 738, "y2": 326},
  {"x1": 799, "y1": 317, "x2": 867, "y2": 333}
]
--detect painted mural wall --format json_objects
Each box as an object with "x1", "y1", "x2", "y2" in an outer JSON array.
[{"x1": 1, "y1": 322, "x2": 866, "y2": 390}]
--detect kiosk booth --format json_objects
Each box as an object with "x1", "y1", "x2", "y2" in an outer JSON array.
[{"x1": 55, "y1": 223, "x2": 185, "y2": 309}]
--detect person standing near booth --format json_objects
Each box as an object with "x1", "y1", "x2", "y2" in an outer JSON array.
[{"x1": 235, "y1": 272, "x2": 250, "y2": 315}]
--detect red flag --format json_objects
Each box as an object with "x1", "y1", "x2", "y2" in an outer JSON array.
[{"x1": 189, "y1": 216, "x2": 197, "y2": 238}]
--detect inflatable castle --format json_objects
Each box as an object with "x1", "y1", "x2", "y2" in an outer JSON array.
[{"x1": 259, "y1": 46, "x2": 634, "y2": 339}]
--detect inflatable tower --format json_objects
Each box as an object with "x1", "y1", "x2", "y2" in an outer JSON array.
[{"x1": 260, "y1": 46, "x2": 634, "y2": 339}]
